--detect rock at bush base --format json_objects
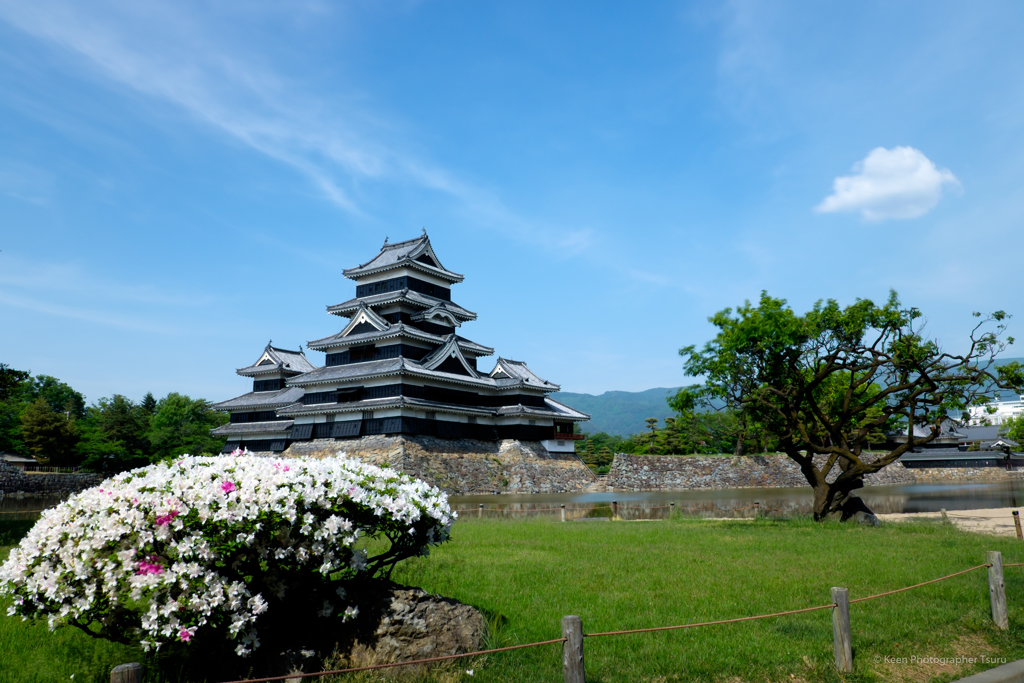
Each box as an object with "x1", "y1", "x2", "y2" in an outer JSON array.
[{"x1": 342, "y1": 586, "x2": 487, "y2": 670}]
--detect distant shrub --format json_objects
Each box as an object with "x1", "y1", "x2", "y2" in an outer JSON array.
[{"x1": 0, "y1": 454, "x2": 454, "y2": 657}]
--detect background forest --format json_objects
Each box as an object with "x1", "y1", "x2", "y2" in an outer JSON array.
[{"x1": 0, "y1": 363, "x2": 226, "y2": 473}]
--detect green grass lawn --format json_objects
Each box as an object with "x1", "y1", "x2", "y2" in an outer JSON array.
[{"x1": 3, "y1": 516, "x2": 1024, "y2": 683}]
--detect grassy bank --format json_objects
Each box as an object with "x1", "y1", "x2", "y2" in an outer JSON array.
[{"x1": 3, "y1": 516, "x2": 1024, "y2": 683}]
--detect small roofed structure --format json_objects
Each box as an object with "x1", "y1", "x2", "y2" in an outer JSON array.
[
  {"x1": 211, "y1": 343, "x2": 316, "y2": 453},
  {"x1": 990, "y1": 438, "x2": 1020, "y2": 455},
  {"x1": 1, "y1": 453, "x2": 38, "y2": 472}
]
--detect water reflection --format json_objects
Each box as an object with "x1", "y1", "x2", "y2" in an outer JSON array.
[
  {"x1": 1, "y1": 482, "x2": 1020, "y2": 522},
  {"x1": 450, "y1": 481, "x2": 1024, "y2": 520},
  {"x1": 0, "y1": 494, "x2": 67, "y2": 521}
]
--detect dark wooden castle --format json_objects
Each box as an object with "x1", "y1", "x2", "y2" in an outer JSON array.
[{"x1": 212, "y1": 232, "x2": 588, "y2": 453}]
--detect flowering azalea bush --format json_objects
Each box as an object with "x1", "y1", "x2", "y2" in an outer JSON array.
[{"x1": 0, "y1": 454, "x2": 455, "y2": 657}]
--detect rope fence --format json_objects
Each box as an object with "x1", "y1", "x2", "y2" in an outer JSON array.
[
  {"x1": 848, "y1": 564, "x2": 991, "y2": 603},
  {"x1": 108, "y1": 554, "x2": 1022, "y2": 683},
  {"x1": 584, "y1": 602, "x2": 838, "y2": 638},
  {"x1": 216, "y1": 638, "x2": 568, "y2": 683}
]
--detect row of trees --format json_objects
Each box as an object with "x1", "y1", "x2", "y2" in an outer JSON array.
[
  {"x1": 577, "y1": 410, "x2": 783, "y2": 462},
  {"x1": 0, "y1": 364, "x2": 227, "y2": 473}
]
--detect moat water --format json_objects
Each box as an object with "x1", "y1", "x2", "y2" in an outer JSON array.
[
  {"x1": 2, "y1": 481, "x2": 1021, "y2": 521},
  {"x1": 450, "y1": 481, "x2": 1024, "y2": 520}
]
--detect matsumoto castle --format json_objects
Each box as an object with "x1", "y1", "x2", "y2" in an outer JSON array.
[{"x1": 211, "y1": 232, "x2": 589, "y2": 454}]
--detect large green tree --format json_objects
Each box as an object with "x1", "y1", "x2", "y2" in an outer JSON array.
[
  {"x1": 673, "y1": 291, "x2": 1024, "y2": 522},
  {"x1": 20, "y1": 396, "x2": 80, "y2": 465},
  {"x1": 1003, "y1": 415, "x2": 1024, "y2": 445},
  {"x1": 0, "y1": 364, "x2": 31, "y2": 453},
  {"x1": 146, "y1": 393, "x2": 227, "y2": 459},
  {"x1": 0, "y1": 364, "x2": 30, "y2": 402},
  {"x1": 77, "y1": 395, "x2": 154, "y2": 473},
  {"x1": 20, "y1": 375, "x2": 87, "y2": 419}
]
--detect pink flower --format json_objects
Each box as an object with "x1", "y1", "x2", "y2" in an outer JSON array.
[
  {"x1": 155, "y1": 510, "x2": 179, "y2": 526},
  {"x1": 179, "y1": 628, "x2": 193, "y2": 642},
  {"x1": 221, "y1": 481, "x2": 236, "y2": 494},
  {"x1": 136, "y1": 558, "x2": 165, "y2": 575}
]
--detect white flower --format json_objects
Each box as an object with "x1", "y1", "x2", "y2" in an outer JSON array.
[{"x1": 0, "y1": 453, "x2": 451, "y2": 655}]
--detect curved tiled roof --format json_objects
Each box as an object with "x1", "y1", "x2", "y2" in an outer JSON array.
[
  {"x1": 237, "y1": 344, "x2": 317, "y2": 377},
  {"x1": 307, "y1": 323, "x2": 493, "y2": 356},
  {"x1": 326, "y1": 290, "x2": 477, "y2": 322},
  {"x1": 211, "y1": 420, "x2": 294, "y2": 436},
  {"x1": 488, "y1": 357, "x2": 559, "y2": 390},
  {"x1": 342, "y1": 233, "x2": 464, "y2": 283},
  {"x1": 211, "y1": 386, "x2": 306, "y2": 411}
]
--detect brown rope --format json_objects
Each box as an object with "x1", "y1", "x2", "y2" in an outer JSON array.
[
  {"x1": 585, "y1": 603, "x2": 836, "y2": 638},
  {"x1": 217, "y1": 638, "x2": 567, "y2": 683},
  {"x1": 1004, "y1": 563, "x2": 1024, "y2": 567},
  {"x1": 849, "y1": 564, "x2": 990, "y2": 604},
  {"x1": 0, "y1": 509, "x2": 47, "y2": 515}
]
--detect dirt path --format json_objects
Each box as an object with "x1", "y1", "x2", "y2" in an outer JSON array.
[{"x1": 878, "y1": 507, "x2": 1023, "y2": 537}]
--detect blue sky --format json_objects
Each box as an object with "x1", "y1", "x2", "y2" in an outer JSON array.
[{"x1": 1, "y1": 1, "x2": 1023, "y2": 403}]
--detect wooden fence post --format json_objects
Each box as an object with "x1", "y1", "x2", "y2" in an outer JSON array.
[
  {"x1": 561, "y1": 615, "x2": 585, "y2": 683},
  {"x1": 612, "y1": 501, "x2": 618, "y2": 519},
  {"x1": 111, "y1": 663, "x2": 143, "y2": 683},
  {"x1": 831, "y1": 587, "x2": 853, "y2": 673},
  {"x1": 753, "y1": 502, "x2": 760, "y2": 518},
  {"x1": 478, "y1": 504, "x2": 483, "y2": 519},
  {"x1": 940, "y1": 508, "x2": 950, "y2": 524},
  {"x1": 561, "y1": 504, "x2": 566, "y2": 523},
  {"x1": 670, "y1": 501, "x2": 675, "y2": 518},
  {"x1": 988, "y1": 551, "x2": 1008, "y2": 630},
  {"x1": 1013, "y1": 511, "x2": 1022, "y2": 540}
]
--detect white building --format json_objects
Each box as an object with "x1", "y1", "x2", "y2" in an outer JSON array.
[{"x1": 966, "y1": 395, "x2": 1024, "y2": 426}]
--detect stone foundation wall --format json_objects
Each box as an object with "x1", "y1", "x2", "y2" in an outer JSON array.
[
  {"x1": 0, "y1": 462, "x2": 103, "y2": 496},
  {"x1": 282, "y1": 436, "x2": 596, "y2": 495},
  {"x1": 605, "y1": 454, "x2": 1022, "y2": 491}
]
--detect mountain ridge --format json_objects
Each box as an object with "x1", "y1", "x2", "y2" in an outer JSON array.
[{"x1": 553, "y1": 387, "x2": 681, "y2": 437}]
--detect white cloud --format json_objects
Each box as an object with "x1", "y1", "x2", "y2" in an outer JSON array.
[{"x1": 815, "y1": 146, "x2": 960, "y2": 221}]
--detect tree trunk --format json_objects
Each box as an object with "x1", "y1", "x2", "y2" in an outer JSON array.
[{"x1": 810, "y1": 478, "x2": 880, "y2": 525}]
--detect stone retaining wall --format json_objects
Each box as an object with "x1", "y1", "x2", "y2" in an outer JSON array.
[
  {"x1": 282, "y1": 436, "x2": 596, "y2": 495},
  {"x1": 605, "y1": 453, "x2": 1022, "y2": 491},
  {"x1": 0, "y1": 462, "x2": 103, "y2": 496}
]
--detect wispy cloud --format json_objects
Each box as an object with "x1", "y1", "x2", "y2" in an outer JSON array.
[
  {"x1": 0, "y1": 290, "x2": 178, "y2": 334},
  {"x1": 0, "y1": 0, "x2": 611, "y2": 259},
  {"x1": 0, "y1": 0, "x2": 460, "y2": 215},
  {"x1": 815, "y1": 146, "x2": 960, "y2": 221},
  {"x1": 0, "y1": 252, "x2": 215, "y2": 334},
  {"x1": 0, "y1": 159, "x2": 53, "y2": 205},
  {"x1": 0, "y1": 253, "x2": 215, "y2": 307}
]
